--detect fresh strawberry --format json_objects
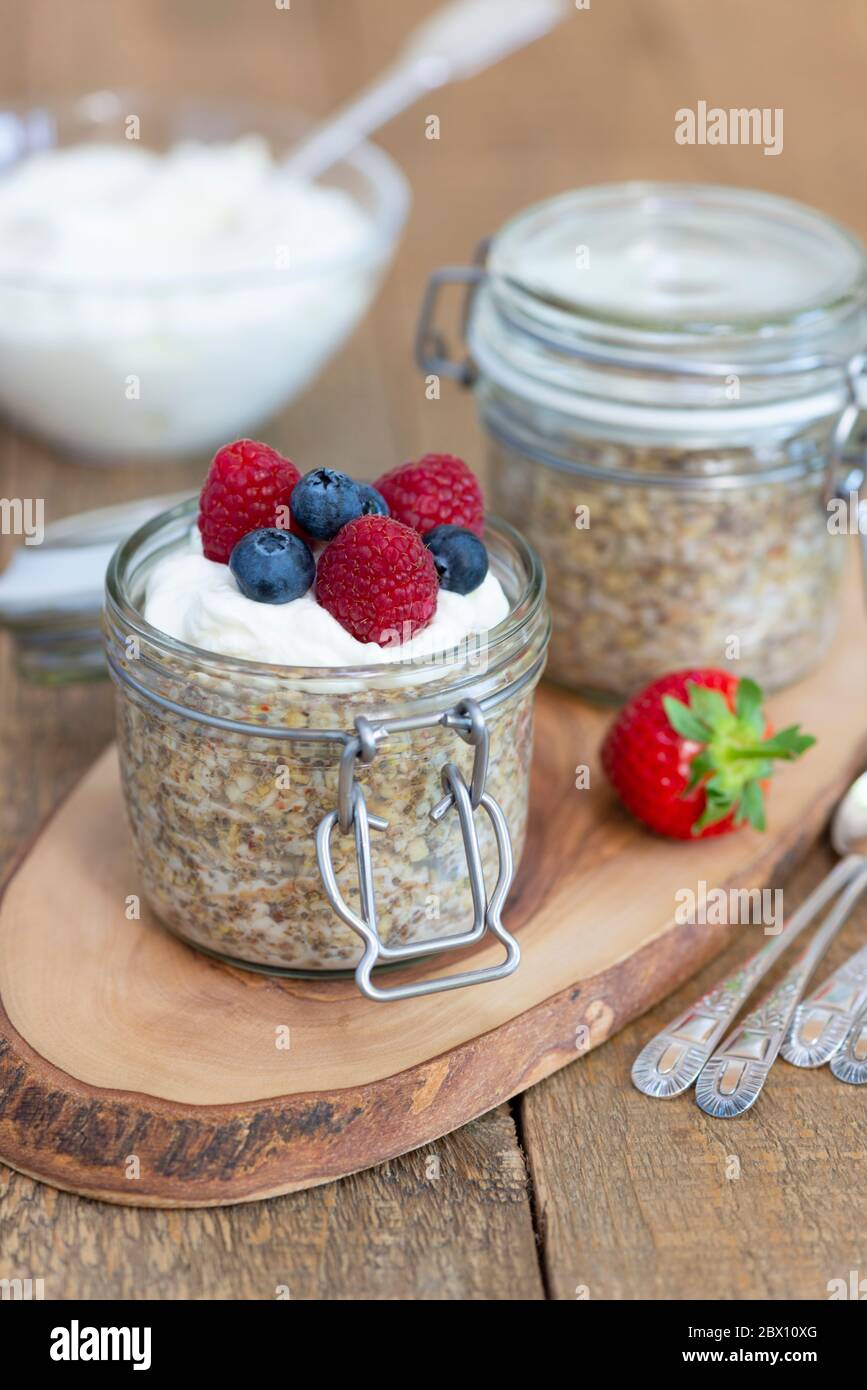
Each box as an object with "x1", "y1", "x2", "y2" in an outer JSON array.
[
  {"x1": 198, "y1": 439, "x2": 302, "y2": 563},
  {"x1": 315, "y1": 514, "x2": 439, "y2": 645},
  {"x1": 601, "y1": 669, "x2": 815, "y2": 839},
  {"x1": 374, "y1": 453, "x2": 484, "y2": 537}
]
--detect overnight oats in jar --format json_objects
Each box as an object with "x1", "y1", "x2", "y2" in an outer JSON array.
[
  {"x1": 417, "y1": 184, "x2": 867, "y2": 700},
  {"x1": 103, "y1": 442, "x2": 549, "y2": 1001}
]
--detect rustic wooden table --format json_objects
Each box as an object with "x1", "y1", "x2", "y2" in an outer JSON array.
[{"x1": 1, "y1": 0, "x2": 866, "y2": 1300}]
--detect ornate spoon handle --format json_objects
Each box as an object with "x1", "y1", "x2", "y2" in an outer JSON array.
[
  {"x1": 781, "y1": 941, "x2": 867, "y2": 1067},
  {"x1": 632, "y1": 855, "x2": 861, "y2": 1099},
  {"x1": 696, "y1": 865, "x2": 867, "y2": 1117},
  {"x1": 830, "y1": 1004, "x2": 867, "y2": 1085}
]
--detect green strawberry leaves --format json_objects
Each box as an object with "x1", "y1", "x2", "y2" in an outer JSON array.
[
  {"x1": 736, "y1": 780, "x2": 766, "y2": 832},
  {"x1": 662, "y1": 696, "x2": 712, "y2": 743},
  {"x1": 734, "y1": 677, "x2": 765, "y2": 733},
  {"x1": 754, "y1": 726, "x2": 816, "y2": 759},
  {"x1": 663, "y1": 678, "x2": 815, "y2": 836}
]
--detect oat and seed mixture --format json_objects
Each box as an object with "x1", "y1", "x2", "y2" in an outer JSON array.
[
  {"x1": 116, "y1": 661, "x2": 537, "y2": 971},
  {"x1": 486, "y1": 430, "x2": 843, "y2": 700}
]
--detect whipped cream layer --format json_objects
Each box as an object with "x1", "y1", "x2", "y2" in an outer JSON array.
[
  {"x1": 144, "y1": 532, "x2": 511, "y2": 667},
  {"x1": 0, "y1": 137, "x2": 372, "y2": 280}
]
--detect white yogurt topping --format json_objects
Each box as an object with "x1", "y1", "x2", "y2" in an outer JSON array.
[
  {"x1": 144, "y1": 532, "x2": 510, "y2": 667},
  {"x1": 0, "y1": 137, "x2": 372, "y2": 280}
]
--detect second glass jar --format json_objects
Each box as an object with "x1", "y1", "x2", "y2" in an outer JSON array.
[{"x1": 418, "y1": 183, "x2": 867, "y2": 700}]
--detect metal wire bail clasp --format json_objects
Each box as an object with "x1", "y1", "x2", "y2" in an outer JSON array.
[
  {"x1": 828, "y1": 349, "x2": 867, "y2": 502},
  {"x1": 414, "y1": 239, "x2": 490, "y2": 387},
  {"x1": 314, "y1": 702, "x2": 520, "y2": 1002}
]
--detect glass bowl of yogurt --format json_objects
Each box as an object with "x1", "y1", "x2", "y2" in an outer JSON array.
[
  {"x1": 0, "y1": 91, "x2": 409, "y2": 461},
  {"x1": 103, "y1": 494, "x2": 549, "y2": 1000}
]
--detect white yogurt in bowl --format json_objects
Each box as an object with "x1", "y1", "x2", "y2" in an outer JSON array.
[{"x1": 0, "y1": 95, "x2": 409, "y2": 461}]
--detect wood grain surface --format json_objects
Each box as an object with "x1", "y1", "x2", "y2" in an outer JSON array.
[
  {"x1": 1, "y1": 0, "x2": 867, "y2": 1297},
  {"x1": 2, "y1": 616, "x2": 865, "y2": 1205},
  {"x1": 523, "y1": 845, "x2": 867, "y2": 1304}
]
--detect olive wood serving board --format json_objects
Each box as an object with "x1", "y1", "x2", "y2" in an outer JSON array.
[{"x1": 1, "y1": 577, "x2": 866, "y2": 1205}]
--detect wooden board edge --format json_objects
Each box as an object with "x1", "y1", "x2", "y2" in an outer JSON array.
[{"x1": 0, "y1": 907, "x2": 757, "y2": 1208}]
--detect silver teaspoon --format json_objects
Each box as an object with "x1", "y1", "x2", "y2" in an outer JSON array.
[
  {"x1": 632, "y1": 769, "x2": 867, "y2": 1099},
  {"x1": 830, "y1": 1004, "x2": 867, "y2": 1084},
  {"x1": 695, "y1": 864, "x2": 867, "y2": 1117},
  {"x1": 781, "y1": 941, "x2": 867, "y2": 1068}
]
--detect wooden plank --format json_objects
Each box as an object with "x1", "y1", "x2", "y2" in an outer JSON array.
[
  {"x1": 0, "y1": 1104, "x2": 543, "y2": 1300},
  {"x1": 520, "y1": 848, "x2": 867, "y2": 1301},
  {"x1": 0, "y1": 0, "x2": 543, "y2": 1292},
  {"x1": 0, "y1": 629, "x2": 542, "y2": 1280}
]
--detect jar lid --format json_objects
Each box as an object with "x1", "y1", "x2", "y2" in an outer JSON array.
[
  {"x1": 469, "y1": 183, "x2": 867, "y2": 438},
  {"x1": 490, "y1": 183, "x2": 865, "y2": 332}
]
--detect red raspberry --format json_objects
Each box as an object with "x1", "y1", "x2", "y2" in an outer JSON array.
[
  {"x1": 374, "y1": 453, "x2": 484, "y2": 537},
  {"x1": 316, "y1": 515, "x2": 439, "y2": 646},
  {"x1": 198, "y1": 439, "x2": 302, "y2": 563}
]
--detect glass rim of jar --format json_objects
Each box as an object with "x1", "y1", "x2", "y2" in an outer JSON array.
[
  {"x1": 477, "y1": 397, "x2": 863, "y2": 492},
  {"x1": 485, "y1": 182, "x2": 867, "y2": 351},
  {"x1": 104, "y1": 497, "x2": 549, "y2": 686},
  {"x1": 455, "y1": 183, "x2": 867, "y2": 431}
]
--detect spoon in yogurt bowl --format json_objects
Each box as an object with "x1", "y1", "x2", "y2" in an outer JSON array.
[
  {"x1": 283, "y1": 0, "x2": 573, "y2": 182},
  {"x1": 632, "y1": 769, "x2": 867, "y2": 1101}
]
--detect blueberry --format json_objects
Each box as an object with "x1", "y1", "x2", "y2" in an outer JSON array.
[
  {"x1": 358, "y1": 483, "x2": 389, "y2": 517},
  {"x1": 423, "y1": 525, "x2": 488, "y2": 594},
  {"x1": 229, "y1": 527, "x2": 315, "y2": 604},
  {"x1": 290, "y1": 468, "x2": 369, "y2": 540}
]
